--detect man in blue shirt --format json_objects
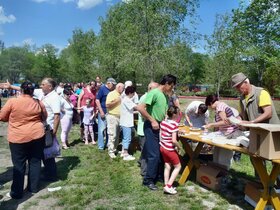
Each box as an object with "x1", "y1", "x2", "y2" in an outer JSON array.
[{"x1": 95, "y1": 78, "x2": 116, "y2": 150}]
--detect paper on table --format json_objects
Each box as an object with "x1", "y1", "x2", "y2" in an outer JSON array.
[
  {"x1": 212, "y1": 136, "x2": 228, "y2": 145},
  {"x1": 189, "y1": 131, "x2": 201, "y2": 135},
  {"x1": 228, "y1": 116, "x2": 242, "y2": 125}
]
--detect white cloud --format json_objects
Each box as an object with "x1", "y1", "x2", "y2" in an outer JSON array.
[
  {"x1": 0, "y1": 6, "x2": 16, "y2": 24},
  {"x1": 77, "y1": 0, "x2": 103, "y2": 10}
]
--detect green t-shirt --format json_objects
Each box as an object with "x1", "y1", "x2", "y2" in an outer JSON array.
[
  {"x1": 145, "y1": 88, "x2": 168, "y2": 122},
  {"x1": 137, "y1": 93, "x2": 147, "y2": 136}
]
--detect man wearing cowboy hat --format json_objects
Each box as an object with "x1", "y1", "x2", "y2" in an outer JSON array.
[{"x1": 231, "y1": 72, "x2": 279, "y2": 124}]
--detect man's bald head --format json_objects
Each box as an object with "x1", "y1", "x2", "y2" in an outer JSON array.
[
  {"x1": 116, "y1": 83, "x2": 124, "y2": 94},
  {"x1": 148, "y1": 81, "x2": 159, "y2": 92}
]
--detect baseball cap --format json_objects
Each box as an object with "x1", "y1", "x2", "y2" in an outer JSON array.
[
  {"x1": 106, "y1": 78, "x2": 117, "y2": 85},
  {"x1": 124, "y1": 81, "x2": 133, "y2": 89}
]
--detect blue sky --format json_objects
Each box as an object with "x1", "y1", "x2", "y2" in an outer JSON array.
[{"x1": 0, "y1": 0, "x2": 244, "y2": 52}]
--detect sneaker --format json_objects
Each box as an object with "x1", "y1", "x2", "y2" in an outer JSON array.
[
  {"x1": 62, "y1": 144, "x2": 69, "y2": 150},
  {"x1": 163, "y1": 186, "x2": 177, "y2": 195},
  {"x1": 92, "y1": 141, "x2": 97, "y2": 145},
  {"x1": 123, "y1": 155, "x2": 135, "y2": 161},
  {"x1": 120, "y1": 151, "x2": 125, "y2": 157},
  {"x1": 5, "y1": 192, "x2": 11, "y2": 198},
  {"x1": 109, "y1": 153, "x2": 116, "y2": 159},
  {"x1": 143, "y1": 183, "x2": 158, "y2": 191}
]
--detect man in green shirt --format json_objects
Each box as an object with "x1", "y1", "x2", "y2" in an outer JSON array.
[
  {"x1": 137, "y1": 82, "x2": 159, "y2": 176},
  {"x1": 137, "y1": 74, "x2": 177, "y2": 190}
]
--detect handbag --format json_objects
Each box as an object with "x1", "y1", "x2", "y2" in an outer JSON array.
[
  {"x1": 44, "y1": 136, "x2": 61, "y2": 159},
  {"x1": 36, "y1": 99, "x2": 54, "y2": 148},
  {"x1": 44, "y1": 124, "x2": 54, "y2": 148}
]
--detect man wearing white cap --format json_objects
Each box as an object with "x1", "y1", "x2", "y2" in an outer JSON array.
[{"x1": 123, "y1": 81, "x2": 139, "y2": 104}]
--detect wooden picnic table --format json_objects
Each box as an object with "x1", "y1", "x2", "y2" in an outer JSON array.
[{"x1": 178, "y1": 126, "x2": 280, "y2": 210}]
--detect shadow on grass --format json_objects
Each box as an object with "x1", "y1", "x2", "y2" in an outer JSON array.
[
  {"x1": 57, "y1": 156, "x2": 80, "y2": 180},
  {"x1": 0, "y1": 191, "x2": 37, "y2": 210},
  {"x1": 0, "y1": 167, "x2": 13, "y2": 185},
  {"x1": 179, "y1": 153, "x2": 255, "y2": 209},
  {"x1": 69, "y1": 138, "x2": 83, "y2": 147},
  {"x1": 0, "y1": 174, "x2": 57, "y2": 210},
  {"x1": 218, "y1": 169, "x2": 254, "y2": 210},
  {"x1": 0, "y1": 156, "x2": 80, "y2": 210}
]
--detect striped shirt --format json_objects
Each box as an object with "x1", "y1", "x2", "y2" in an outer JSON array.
[
  {"x1": 160, "y1": 119, "x2": 178, "y2": 151},
  {"x1": 215, "y1": 102, "x2": 239, "y2": 135}
]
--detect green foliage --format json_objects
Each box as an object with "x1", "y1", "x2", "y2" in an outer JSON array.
[
  {"x1": 0, "y1": 46, "x2": 35, "y2": 83},
  {"x1": 1, "y1": 0, "x2": 279, "y2": 97},
  {"x1": 230, "y1": 0, "x2": 280, "y2": 86},
  {"x1": 31, "y1": 44, "x2": 60, "y2": 83},
  {"x1": 59, "y1": 28, "x2": 97, "y2": 82},
  {"x1": 189, "y1": 53, "x2": 207, "y2": 84},
  {"x1": 263, "y1": 58, "x2": 280, "y2": 96},
  {"x1": 97, "y1": 0, "x2": 199, "y2": 85},
  {"x1": 205, "y1": 0, "x2": 280, "y2": 96}
]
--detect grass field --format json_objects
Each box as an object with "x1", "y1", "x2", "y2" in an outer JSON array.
[
  {"x1": 0, "y1": 123, "x2": 255, "y2": 210},
  {"x1": 1, "y1": 97, "x2": 279, "y2": 209}
]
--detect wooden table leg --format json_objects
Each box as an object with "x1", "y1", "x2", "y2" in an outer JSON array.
[
  {"x1": 251, "y1": 157, "x2": 280, "y2": 210},
  {"x1": 269, "y1": 164, "x2": 280, "y2": 210},
  {"x1": 178, "y1": 140, "x2": 204, "y2": 185}
]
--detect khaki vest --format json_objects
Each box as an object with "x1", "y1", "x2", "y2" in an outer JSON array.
[{"x1": 239, "y1": 85, "x2": 280, "y2": 124}]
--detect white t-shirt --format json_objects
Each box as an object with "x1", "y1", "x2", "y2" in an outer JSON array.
[
  {"x1": 120, "y1": 96, "x2": 136, "y2": 127},
  {"x1": 33, "y1": 89, "x2": 44, "y2": 100},
  {"x1": 121, "y1": 92, "x2": 139, "y2": 104},
  {"x1": 60, "y1": 96, "x2": 74, "y2": 119},
  {"x1": 56, "y1": 86, "x2": 64, "y2": 95},
  {"x1": 82, "y1": 106, "x2": 94, "y2": 125},
  {"x1": 39, "y1": 90, "x2": 61, "y2": 129},
  {"x1": 185, "y1": 101, "x2": 209, "y2": 119}
]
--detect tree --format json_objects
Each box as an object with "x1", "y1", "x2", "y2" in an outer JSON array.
[
  {"x1": 97, "y1": 0, "x2": 198, "y2": 86},
  {"x1": 189, "y1": 53, "x2": 206, "y2": 85},
  {"x1": 206, "y1": 14, "x2": 236, "y2": 96},
  {"x1": 231, "y1": 0, "x2": 280, "y2": 86},
  {"x1": 59, "y1": 29, "x2": 97, "y2": 82},
  {"x1": 0, "y1": 40, "x2": 4, "y2": 54},
  {"x1": 31, "y1": 44, "x2": 60, "y2": 82},
  {"x1": 0, "y1": 46, "x2": 34, "y2": 83},
  {"x1": 205, "y1": 0, "x2": 280, "y2": 96}
]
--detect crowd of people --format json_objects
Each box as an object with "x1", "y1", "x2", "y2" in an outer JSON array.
[{"x1": 0, "y1": 72, "x2": 279, "y2": 199}]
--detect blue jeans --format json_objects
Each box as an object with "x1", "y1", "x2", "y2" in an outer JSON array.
[
  {"x1": 97, "y1": 113, "x2": 108, "y2": 150},
  {"x1": 142, "y1": 121, "x2": 163, "y2": 185},
  {"x1": 121, "y1": 126, "x2": 132, "y2": 150}
]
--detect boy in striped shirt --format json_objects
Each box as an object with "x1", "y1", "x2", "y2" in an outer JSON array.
[{"x1": 160, "y1": 105, "x2": 181, "y2": 195}]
